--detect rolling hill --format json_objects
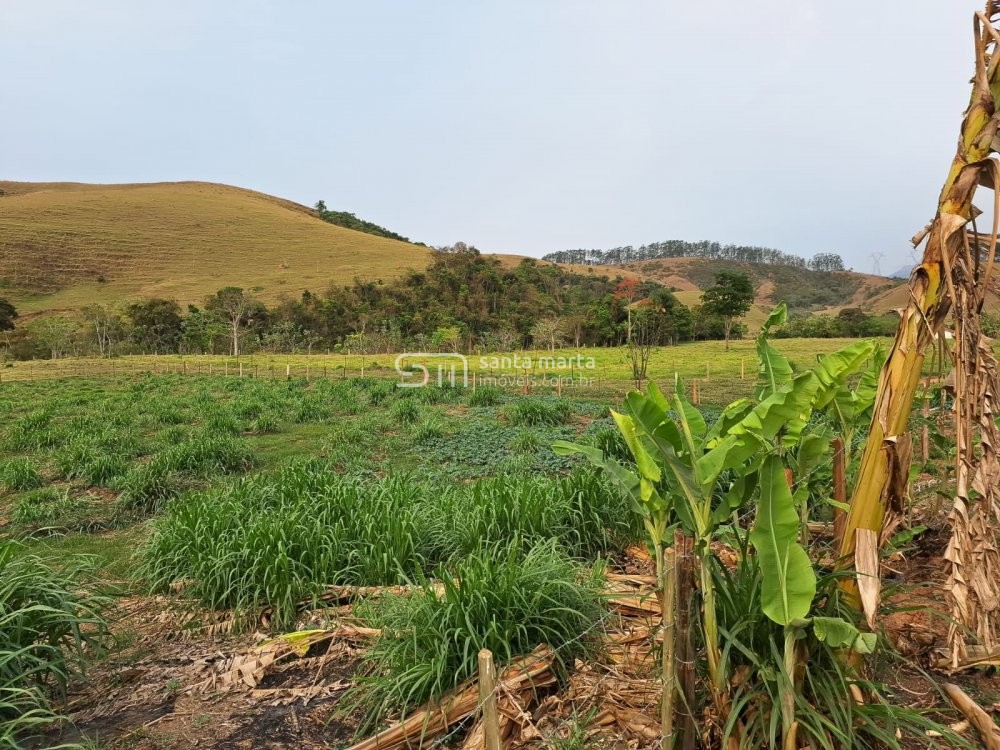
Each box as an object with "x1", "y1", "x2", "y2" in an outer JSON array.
[
  {"x1": 0, "y1": 180, "x2": 906, "y2": 326},
  {"x1": 0, "y1": 181, "x2": 433, "y2": 314}
]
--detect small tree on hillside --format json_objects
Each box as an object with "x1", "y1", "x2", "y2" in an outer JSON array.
[
  {"x1": 206, "y1": 287, "x2": 263, "y2": 357},
  {"x1": 626, "y1": 307, "x2": 663, "y2": 389},
  {"x1": 0, "y1": 299, "x2": 17, "y2": 332},
  {"x1": 613, "y1": 278, "x2": 643, "y2": 343},
  {"x1": 28, "y1": 317, "x2": 77, "y2": 359},
  {"x1": 701, "y1": 270, "x2": 754, "y2": 350},
  {"x1": 530, "y1": 316, "x2": 567, "y2": 352}
]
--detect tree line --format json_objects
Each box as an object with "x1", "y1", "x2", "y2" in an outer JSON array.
[
  {"x1": 543, "y1": 239, "x2": 845, "y2": 272},
  {"x1": 0, "y1": 252, "x2": 761, "y2": 360}
]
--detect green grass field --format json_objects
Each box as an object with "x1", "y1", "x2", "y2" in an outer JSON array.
[{"x1": 0, "y1": 338, "x2": 892, "y2": 400}]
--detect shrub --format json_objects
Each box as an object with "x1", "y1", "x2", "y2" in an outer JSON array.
[
  {"x1": 352, "y1": 540, "x2": 604, "y2": 723},
  {"x1": 0, "y1": 458, "x2": 44, "y2": 492},
  {"x1": 0, "y1": 541, "x2": 107, "y2": 748},
  {"x1": 504, "y1": 398, "x2": 572, "y2": 426}
]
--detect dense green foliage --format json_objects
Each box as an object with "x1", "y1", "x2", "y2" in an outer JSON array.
[
  {"x1": 353, "y1": 540, "x2": 604, "y2": 723},
  {"x1": 314, "y1": 199, "x2": 415, "y2": 243},
  {"x1": 0, "y1": 299, "x2": 16, "y2": 333},
  {"x1": 140, "y1": 465, "x2": 634, "y2": 629},
  {"x1": 0, "y1": 541, "x2": 107, "y2": 750}
]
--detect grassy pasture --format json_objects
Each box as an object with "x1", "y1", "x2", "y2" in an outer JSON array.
[{"x1": 0, "y1": 338, "x2": 894, "y2": 404}]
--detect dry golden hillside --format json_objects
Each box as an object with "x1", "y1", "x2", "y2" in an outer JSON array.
[{"x1": 0, "y1": 181, "x2": 433, "y2": 313}]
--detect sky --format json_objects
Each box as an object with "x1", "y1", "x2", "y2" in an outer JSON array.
[{"x1": 0, "y1": 1, "x2": 979, "y2": 272}]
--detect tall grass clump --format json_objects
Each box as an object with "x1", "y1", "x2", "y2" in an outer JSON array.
[
  {"x1": 412, "y1": 416, "x2": 445, "y2": 442},
  {"x1": 140, "y1": 465, "x2": 434, "y2": 628},
  {"x1": 424, "y1": 471, "x2": 638, "y2": 560},
  {"x1": 0, "y1": 540, "x2": 107, "y2": 748},
  {"x1": 504, "y1": 398, "x2": 572, "y2": 426},
  {"x1": 352, "y1": 539, "x2": 604, "y2": 724},
  {"x1": 366, "y1": 383, "x2": 393, "y2": 407},
  {"x1": 0, "y1": 459, "x2": 44, "y2": 493},
  {"x1": 390, "y1": 398, "x2": 420, "y2": 425},
  {"x1": 11, "y1": 488, "x2": 77, "y2": 528},
  {"x1": 467, "y1": 385, "x2": 504, "y2": 407}
]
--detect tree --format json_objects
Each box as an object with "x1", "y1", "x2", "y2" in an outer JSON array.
[
  {"x1": 625, "y1": 307, "x2": 663, "y2": 389},
  {"x1": 27, "y1": 316, "x2": 77, "y2": 359},
  {"x1": 126, "y1": 298, "x2": 183, "y2": 354},
  {"x1": 647, "y1": 289, "x2": 693, "y2": 345},
  {"x1": 613, "y1": 278, "x2": 643, "y2": 343},
  {"x1": 0, "y1": 299, "x2": 17, "y2": 332},
  {"x1": 180, "y1": 306, "x2": 226, "y2": 354},
  {"x1": 205, "y1": 287, "x2": 264, "y2": 357},
  {"x1": 701, "y1": 271, "x2": 754, "y2": 350},
  {"x1": 81, "y1": 303, "x2": 124, "y2": 357},
  {"x1": 530, "y1": 317, "x2": 566, "y2": 352},
  {"x1": 430, "y1": 325, "x2": 462, "y2": 352}
]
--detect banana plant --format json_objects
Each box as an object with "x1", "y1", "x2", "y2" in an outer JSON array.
[
  {"x1": 554, "y1": 318, "x2": 878, "y2": 728},
  {"x1": 751, "y1": 452, "x2": 876, "y2": 750},
  {"x1": 555, "y1": 371, "x2": 825, "y2": 712}
]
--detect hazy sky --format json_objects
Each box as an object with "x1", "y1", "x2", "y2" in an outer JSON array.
[{"x1": 1, "y1": 1, "x2": 979, "y2": 272}]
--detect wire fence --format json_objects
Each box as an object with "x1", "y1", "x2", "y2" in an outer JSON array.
[{"x1": 0, "y1": 354, "x2": 767, "y2": 405}]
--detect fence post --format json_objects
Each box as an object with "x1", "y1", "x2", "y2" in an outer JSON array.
[
  {"x1": 740, "y1": 358, "x2": 745, "y2": 380},
  {"x1": 286, "y1": 364, "x2": 291, "y2": 380},
  {"x1": 661, "y1": 547, "x2": 676, "y2": 750},
  {"x1": 239, "y1": 362, "x2": 243, "y2": 377},
  {"x1": 692, "y1": 379, "x2": 699, "y2": 405},
  {"x1": 472, "y1": 371, "x2": 477, "y2": 393},
  {"x1": 477, "y1": 650, "x2": 501, "y2": 750}
]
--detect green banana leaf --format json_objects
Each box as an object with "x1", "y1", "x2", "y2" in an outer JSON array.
[{"x1": 750, "y1": 456, "x2": 817, "y2": 626}]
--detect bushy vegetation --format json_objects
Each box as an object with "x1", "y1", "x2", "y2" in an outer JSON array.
[
  {"x1": 140, "y1": 464, "x2": 634, "y2": 629},
  {"x1": 0, "y1": 540, "x2": 107, "y2": 749},
  {"x1": 503, "y1": 397, "x2": 573, "y2": 426},
  {"x1": 352, "y1": 540, "x2": 604, "y2": 723}
]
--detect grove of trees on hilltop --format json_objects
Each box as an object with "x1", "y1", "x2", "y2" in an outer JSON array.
[{"x1": 543, "y1": 239, "x2": 845, "y2": 272}]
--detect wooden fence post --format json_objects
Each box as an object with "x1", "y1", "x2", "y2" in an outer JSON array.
[
  {"x1": 691, "y1": 379, "x2": 699, "y2": 405},
  {"x1": 239, "y1": 362, "x2": 243, "y2": 377},
  {"x1": 477, "y1": 650, "x2": 501, "y2": 750},
  {"x1": 661, "y1": 547, "x2": 676, "y2": 750},
  {"x1": 740, "y1": 358, "x2": 745, "y2": 380},
  {"x1": 286, "y1": 364, "x2": 291, "y2": 380}
]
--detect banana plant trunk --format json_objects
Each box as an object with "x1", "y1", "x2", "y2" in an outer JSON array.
[{"x1": 838, "y1": 7, "x2": 1000, "y2": 600}]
